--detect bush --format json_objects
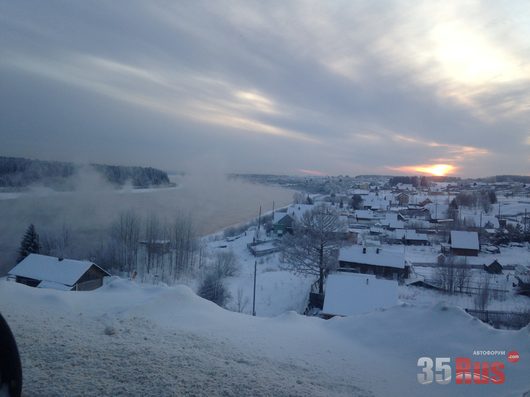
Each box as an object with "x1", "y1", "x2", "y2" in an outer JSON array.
[{"x1": 198, "y1": 271, "x2": 231, "y2": 307}]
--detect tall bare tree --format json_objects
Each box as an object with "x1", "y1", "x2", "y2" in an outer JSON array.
[
  {"x1": 171, "y1": 212, "x2": 198, "y2": 280},
  {"x1": 110, "y1": 210, "x2": 140, "y2": 273},
  {"x1": 280, "y1": 204, "x2": 344, "y2": 294}
]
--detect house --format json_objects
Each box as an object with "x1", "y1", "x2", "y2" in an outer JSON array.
[
  {"x1": 449, "y1": 231, "x2": 480, "y2": 256},
  {"x1": 396, "y1": 192, "x2": 410, "y2": 206},
  {"x1": 8, "y1": 254, "x2": 110, "y2": 291},
  {"x1": 338, "y1": 246, "x2": 409, "y2": 280},
  {"x1": 272, "y1": 204, "x2": 314, "y2": 235},
  {"x1": 321, "y1": 272, "x2": 398, "y2": 317},
  {"x1": 272, "y1": 211, "x2": 294, "y2": 235},
  {"x1": 484, "y1": 259, "x2": 503, "y2": 275},
  {"x1": 387, "y1": 229, "x2": 430, "y2": 246}
]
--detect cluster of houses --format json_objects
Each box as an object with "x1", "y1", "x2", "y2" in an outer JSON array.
[{"x1": 264, "y1": 179, "x2": 530, "y2": 318}]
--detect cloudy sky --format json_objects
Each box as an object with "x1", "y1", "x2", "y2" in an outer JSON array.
[{"x1": 1, "y1": 1, "x2": 529, "y2": 177}]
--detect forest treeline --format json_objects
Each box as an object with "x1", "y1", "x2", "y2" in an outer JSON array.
[{"x1": 0, "y1": 156, "x2": 171, "y2": 189}]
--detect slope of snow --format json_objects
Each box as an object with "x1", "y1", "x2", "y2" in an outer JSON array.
[{"x1": 1, "y1": 279, "x2": 529, "y2": 397}]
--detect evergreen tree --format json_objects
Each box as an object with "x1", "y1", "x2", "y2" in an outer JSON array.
[{"x1": 17, "y1": 224, "x2": 40, "y2": 263}]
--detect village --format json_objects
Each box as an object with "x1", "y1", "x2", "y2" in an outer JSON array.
[{"x1": 7, "y1": 175, "x2": 530, "y2": 330}]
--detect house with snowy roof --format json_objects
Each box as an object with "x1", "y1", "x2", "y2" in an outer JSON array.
[
  {"x1": 338, "y1": 246, "x2": 409, "y2": 281},
  {"x1": 321, "y1": 272, "x2": 398, "y2": 318},
  {"x1": 387, "y1": 229, "x2": 430, "y2": 246},
  {"x1": 272, "y1": 204, "x2": 314, "y2": 235},
  {"x1": 8, "y1": 254, "x2": 110, "y2": 291},
  {"x1": 448, "y1": 231, "x2": 480, "y2": 256}
]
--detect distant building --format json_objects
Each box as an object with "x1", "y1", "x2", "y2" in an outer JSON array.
[
  {"x1": 338, "y1": 246, "x2": 409, "y2": 281},
  {"x1": 272, "y1": 204, "x2": 314, "y2": 235},
  {"x1": 396, "y1": 192, "x2": 410, "y2": 206},
  {"x1": 8, "y1": 254, "x2": 110, "y2": 291},
  {"x1": 388, "y1": 229, "x2": 430, "y2": 246},
  {"x1": 449, "y1": 231, "x2": 480, "y2": 256},
  {"x1": 322, "y1": 272, "x2": 398, "y2": 317}
]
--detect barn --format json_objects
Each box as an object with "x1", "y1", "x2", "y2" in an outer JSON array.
[
  {"x1": 8, "y1": 254, "x2": 110, "y2": 291},
  {"x1": 338, "y1": 245, "x2": 409, "y2": 281},
  {"x1": 322, "y1": 272, "x2": 398, "y2": 317},
  {"x1": 449, "y1": 231, "x2": 480, "y2": 256}
]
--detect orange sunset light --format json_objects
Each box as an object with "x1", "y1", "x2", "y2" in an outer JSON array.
[{"x1": 413, "y1": 164, "x2": 456, "y2": 176}]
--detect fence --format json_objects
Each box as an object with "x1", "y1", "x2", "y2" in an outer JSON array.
[{"x1": 464, "y1": 309, "x2": 530, "y2": 329}]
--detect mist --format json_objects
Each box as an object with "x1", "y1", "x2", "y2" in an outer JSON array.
[{"x1": 0, "y1": 169, "x2": 294, "y2": 274}]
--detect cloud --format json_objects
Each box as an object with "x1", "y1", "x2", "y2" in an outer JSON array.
[{"x1": 0, "y1": 0, "x2": 528, "y2": 177}]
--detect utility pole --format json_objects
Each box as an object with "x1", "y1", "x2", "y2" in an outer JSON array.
[
  {"x1": 524, "y1": 208, "x2": 528, "y2": 236},
  {"x1": 252, "y1": 205, "x2": 262, "y2": 317}
]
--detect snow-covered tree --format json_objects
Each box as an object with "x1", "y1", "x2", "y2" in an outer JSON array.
[{"x1": 17, "y1": 224, "x2": 40, "y2": 263}]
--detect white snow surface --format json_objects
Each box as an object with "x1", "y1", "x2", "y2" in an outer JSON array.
[
  {"x1": 1, "y1": 278, "x2": 529, "y2": 397},
  {"x1": 339, "y1": 246, "x2": 405, "y2": 269},
  {"x1": 322, "y1": 273, "x2": 398, "y2": 316},
  {"x1": 450, "y1": 231, "x2": 480, "y2": 251}
]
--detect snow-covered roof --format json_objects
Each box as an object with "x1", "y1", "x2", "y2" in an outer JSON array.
[
  {"x1": 9, "y1": 254, "x2": 109, "y2": 287},
  {"x1": 450, "y1": 231, "x2": 479, "y2": 251},
  {"x1": 285, "y1": 204, "x2": 314, "y2": 221},
  {"x1": 37, "y1": 280, "x2": 74, "y2": 291},
  {"x1": 339, "y1": 246, "x2": 405, "y2": 269},
  {"x1": 391, "y1": 229, "x2": 429, "y2": 241},
  {"x1": 322, "y1": 272, "x2": 398, "y2": 316},
  {"x1": 354, "y1": 210, "x2": 379, "y2": 220},
  {"x1": 273, "y1": 210, "x2": 290, "y2": 224}
]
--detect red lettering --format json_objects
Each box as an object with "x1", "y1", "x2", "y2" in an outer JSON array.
[
  {"x1": 456, "y1": 357, "x2": 471, "y2": 384},
  {"x1": 473, "y1": 362, "x2": 489, "y2": 384},
  {"x1": 490, "y1": 362, "x2": 505, "y2": 384}
]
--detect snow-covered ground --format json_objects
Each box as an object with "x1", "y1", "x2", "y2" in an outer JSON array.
[
  {"x1": 203, "y1": 230, "x2": 313, "y2": 316},
  {"x1": 1, "y1": 279, "x2": 529, "y2": 396}
]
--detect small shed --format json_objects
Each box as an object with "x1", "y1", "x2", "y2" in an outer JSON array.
[
  {"x1": 449, "y1": 231, "x2": 480, "y2": 256},
  {"x1": 322, "y1": 272, "x2": 398, "y2": 317},
  {"x1": 484, "y1": 259, "x2": 503, "y2": 275},
  {"x1": 8, "y1": 254, "x2": 110, "y2": 291}
]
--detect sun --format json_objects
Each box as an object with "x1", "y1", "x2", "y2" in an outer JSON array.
[{"x1": 414, "y1": 164, "x2": 455, "y2": 176}]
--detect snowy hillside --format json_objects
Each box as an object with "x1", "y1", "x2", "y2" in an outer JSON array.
[{"x1": 1, "y1": 279, "x2": 528, "y2": 396}]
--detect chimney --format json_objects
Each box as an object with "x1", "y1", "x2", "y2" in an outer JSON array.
[{"x1": 362, "y1": 247, "x2": 366, "y2": 254}]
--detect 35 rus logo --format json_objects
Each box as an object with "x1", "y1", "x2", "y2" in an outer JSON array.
[{"x1": 417, "y1": 357, "x2": 505, "y2": 385}]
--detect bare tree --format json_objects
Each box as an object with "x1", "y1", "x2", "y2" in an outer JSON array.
[
  {"x1": 475, "y1": 275, "x2": 491, "y2": 311},
  {"x1": 171, "y1": 212, "x2": 198, "y2": 280},
  {"x1": 213, "y1": 251, "x2": 239, "y2": 277},
  {"x1": 455, "y1": 264, "x2": 471, "y2": 293},
  {"x1": 143, "y1": 213, "x2": 166, "y2": 276},
  {"x1": 41, "y1": 223, "x2": 71, "y2": 258},
  {"x1": 435, "y1": 256, "x2": 464, "y2": 294},
  {"x1": 233, "y1": 287, "x2": 249, "y2": 313},
  {"x1": 110, "y1": 211, "x2": 140, "y2": 273},
  {"x1": 279, "y1": 204, "x2": 344, "y2": 294},
  {"x1": 198, "y1": 270, "x2": 231, "y2": 307}
]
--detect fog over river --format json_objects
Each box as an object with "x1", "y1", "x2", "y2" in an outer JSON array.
[{"x1": 0, "y1": 172, "x2": 294, "y2": 273}]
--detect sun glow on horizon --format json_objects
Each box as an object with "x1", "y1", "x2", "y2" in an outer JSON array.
[{"x1": 391, "y1": 164, "x2": 456, "y2": 177}]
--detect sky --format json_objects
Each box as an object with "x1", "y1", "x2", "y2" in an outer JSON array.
[{"x1": 0, "y1": 0, "x2": 529, "y2": 178}]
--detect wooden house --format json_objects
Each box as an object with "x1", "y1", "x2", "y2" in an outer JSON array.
[
  {"x1": 338, "y1": 246, "x2": 409, "y2": 281},
  {"x1": 8, "y1": 254, "x2": 110, "y2": 291},
  {"x1": 449, "y1": 231, "x2": 480, "y2": 256}
]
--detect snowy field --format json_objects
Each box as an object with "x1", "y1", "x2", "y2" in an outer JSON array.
[
  {"x1": 1, "y1": 279, "x2": 529, "y2": 397},
  {"x1": 203, "y1": 230, "x2": 312, "y2": 316}
]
